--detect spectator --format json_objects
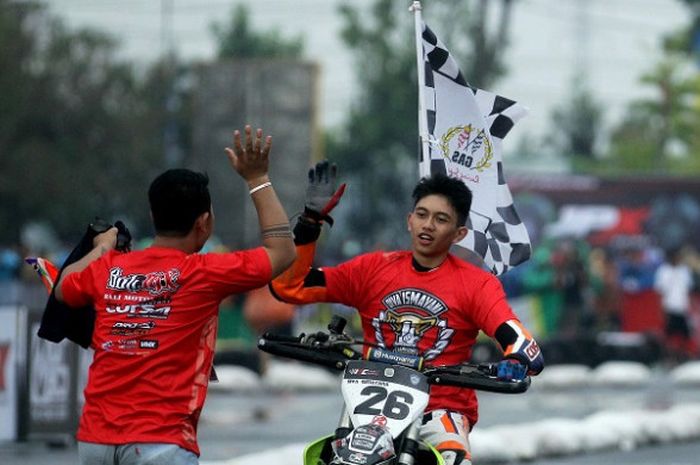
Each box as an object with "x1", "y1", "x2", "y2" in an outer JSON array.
[
  {"x1": 553, "y1": 239, "x2": 590, "y2": 336},
  {"x1": 654, "y1": 247, "x2": 696, "y2": 362},
  {"x1": 587, "y1": 247, "x2": 622, "y2": 331},
  {"x1": 0, "y1": 246, "x2": 21, "y2": 281}
]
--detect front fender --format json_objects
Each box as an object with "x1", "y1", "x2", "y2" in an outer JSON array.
[
  {"x1": 302, "y1": 436, "x2": 444, "y2": 465},
  {"x1": 303, "y1": 435, "x2": 334, "y2": 465}
]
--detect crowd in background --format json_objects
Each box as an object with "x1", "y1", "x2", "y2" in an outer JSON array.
[{"x1": 501, "y1": 235, "x2": 700, "y2": 363}]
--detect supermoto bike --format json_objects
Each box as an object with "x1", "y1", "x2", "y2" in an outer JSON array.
[{"x1": 258, "y1": 315, "x2": 531, "y2": 465}]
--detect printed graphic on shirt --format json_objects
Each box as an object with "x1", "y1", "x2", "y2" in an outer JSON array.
[
  {"x1": 105, "y1": 300, "x2": 172, "y2": 319},
  {"x1": 110, "y1": 320, "x2": 156, "y2": 336},
  {"x1": 372, "y1": 288, "x2": 454, "y2": 360},
  {"x1": 106, "y1": 267, "x2": 180, "y2": 295},
  {"x1": 102, "y1": 338, "x2": 159, "y2": 352}
]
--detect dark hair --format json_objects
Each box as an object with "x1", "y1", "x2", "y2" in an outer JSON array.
[
  {"x1": 412, "y1": 173, "x2": 472, "y2": 226},
  {"x1": 148, "y1": 169, "x2": 211, "y2": 236}
]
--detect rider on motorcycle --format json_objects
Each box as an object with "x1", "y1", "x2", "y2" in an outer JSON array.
[{"x1": 270, "y1": 162, "x2": 544, "y2": 465}]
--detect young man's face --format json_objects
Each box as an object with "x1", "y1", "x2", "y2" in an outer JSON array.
[{"x1": 407, "y1": 194, "x2": 468, "y2": 265}]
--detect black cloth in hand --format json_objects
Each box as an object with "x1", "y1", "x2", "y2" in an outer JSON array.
[{"x1": 37, "y1": 218, "x2": 132, "y2": 348}]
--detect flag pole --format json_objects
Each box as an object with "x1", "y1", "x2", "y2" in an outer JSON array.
[{"x1": 410, "y1": 1, "x2": 431, "y2": 178}]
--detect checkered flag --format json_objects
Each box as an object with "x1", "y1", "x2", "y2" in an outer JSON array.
[{"x1": 419, "y1": 22, "x2": 531, "y2": 275}]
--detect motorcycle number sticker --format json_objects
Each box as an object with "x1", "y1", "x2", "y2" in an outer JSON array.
[
  {"x1": 342, "y1": 361, "x2": 429, "y2": 438},
  {"x1": 354, "y1": 386, "x2": 413, "y2": 420}
]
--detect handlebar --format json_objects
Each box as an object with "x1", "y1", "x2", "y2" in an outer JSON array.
[
  {"x1": 257, "y1": 333, "x2": 357, "y2": 370},
  {"x1": 424, "y1": 364, "x2": 530, "y2": 394},
  {"x1": 257, "y1": 320, "x2": 531, "y2": 394}
]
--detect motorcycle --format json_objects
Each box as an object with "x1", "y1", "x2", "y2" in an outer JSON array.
[{"x1": 258, "y1": 315, "x2": 531, "y2": 465}]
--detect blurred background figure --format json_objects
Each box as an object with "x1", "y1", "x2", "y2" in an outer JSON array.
[
  {"x1": 0, "y1": 245, "x2": 21, "y2": 281},
  {"x1": 654, "y1": 246, "x2": 697, "y2": 363},
  {"x1": 243, "y1": 285, "x2": 296, "y2": 337},
  {"x1": 587, "y1": 247, "x2": 622, "y2": 332},
  {"x1": 520, "y1": 244, "x2": 563, "y2": 338},
  {"x1": 241, "y1": 285, "x2": 297, "y2": 375},
  {"x1": 552, "y1": 238, "x2": 590, "y2": 336},
  {"x1": 616, "y1": 238, "x2": 664, "y2": 338}
]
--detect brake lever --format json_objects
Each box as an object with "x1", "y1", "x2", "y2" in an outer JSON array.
[{"x1": 298, "y1": 330, "x2": 362, "y2": 360}]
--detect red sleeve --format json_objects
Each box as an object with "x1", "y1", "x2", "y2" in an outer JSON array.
[
  {"x1": 271, "y1": 245, "x2": 375, "y2": 307},
  {"x1": 201, "y1": 247, "x2": 272, "y2": 299},
  {"x1": 468, "y1": 273, "x2": 517, "y2": 337},
  {"x1": 60, "y1": 263, "x2": 99, "y2": 308},
  {"x1": 323, "y1": 253, "x2": 378, "y2": 307}
]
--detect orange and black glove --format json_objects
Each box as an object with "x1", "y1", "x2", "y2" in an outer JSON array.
[{"x1": 495, "y1": 320, "x2": 544, "y2": 376}]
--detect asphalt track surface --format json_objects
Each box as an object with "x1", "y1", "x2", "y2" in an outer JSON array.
[{"x1": 2, "y1": 381, "x2": 700, "y2": 465}]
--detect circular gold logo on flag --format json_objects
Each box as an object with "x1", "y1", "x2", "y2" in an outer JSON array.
[{"x1": 439, "y1": 125, "x2": 493, "y2": 172}]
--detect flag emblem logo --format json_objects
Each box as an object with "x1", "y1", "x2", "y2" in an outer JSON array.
[{"x1": 440, "y1": 124, "x2": 493, "y2": 173}]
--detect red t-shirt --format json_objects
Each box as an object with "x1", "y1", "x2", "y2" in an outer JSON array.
[
  {"x1": 61, "y1": 246, "x2": 271, "y2": 455},
  {"x1": 323, "y1": 250, "x2": 515, "y2": 427}
]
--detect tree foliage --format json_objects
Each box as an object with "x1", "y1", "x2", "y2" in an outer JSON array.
[
  {"x1": 604, "y1": 1, "x2": 700, "y2": 176},
  {"x1": 328, "y1": 0, "x2": 515, "y2": 252},
  {"x1": 547, "y1": 78, "x2": 603, "y2": 162},
  {"x1": 0, "y1": 0, "x2": 308, "y2": 248},
  {"x1": 606, "y1": 58, "x2": 700, "y2": 174},
  {"x1": 211, "y1": 4, "x2": 303, "y2": 59},
  {"x1": 540, "y1": 1, "x2": 700, "y2": 176},
  {"x1": 0, "y1": 1, "x2": 165, "y2": 245}
]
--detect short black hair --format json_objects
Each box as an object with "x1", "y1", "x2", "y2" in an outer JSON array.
[
  {"x1": 412, "y1": 173, "x2": 472, "y2": 226},
  {"x1": 148, "y1": 169, "x2": 211, "y2": 236}
]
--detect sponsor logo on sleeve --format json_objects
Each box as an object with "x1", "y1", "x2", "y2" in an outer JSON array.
[{"x1": 525, "y1": 340, "x2": 541, "y2": 361}]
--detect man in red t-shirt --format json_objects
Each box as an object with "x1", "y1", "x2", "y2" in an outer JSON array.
[
  {"x1": 271, "y1": 163, "x2": 544, "y2": 465},
  {"x1": 55, "y1": 125, "x2": 296, "y2": 465}
]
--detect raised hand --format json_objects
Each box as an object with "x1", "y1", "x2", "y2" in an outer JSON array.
[
  {"x1": 225, "y1": 125, "x2": 272, "y2": 183},
  {"x1": 303, "y1": 160, "x2": 346, "y2": 225}
]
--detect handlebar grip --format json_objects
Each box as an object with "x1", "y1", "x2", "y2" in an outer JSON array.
[
  {"x1": 257, "y1": 338, "x2": 348, "y2": 371},
  {"x1": 260, "y1": 332, "x2": 304, "y2": 343},
  {"x1": 426, "y1": 367, "x2": 531, "y2": 394}
]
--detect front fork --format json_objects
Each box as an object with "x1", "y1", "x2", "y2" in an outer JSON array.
[
  {"x1": 397, "y1": 419, "x2": 422, "y2": 465},
  {"x1": 334, "y1": 406, "x2": 352, "y2": 439}
]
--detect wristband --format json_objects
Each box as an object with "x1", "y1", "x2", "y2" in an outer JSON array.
[
  {"x1": 293, "y1": 215, "x2": 322, "y2": 245},
  {"x1": 249, "y1": 181, "x2": 272, "y2": 195}
]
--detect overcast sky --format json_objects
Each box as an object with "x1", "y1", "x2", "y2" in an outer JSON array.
[{"x1": 40, "y1": 0, "x2": 688, "y2": 150}]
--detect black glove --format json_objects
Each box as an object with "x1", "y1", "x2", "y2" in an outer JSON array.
[
  {"x1": 294, "y1": 161, "x2": 346, "y2": 245},
  {"x1": 495, "y1": 320, "x2": 544, "y2": 376},
  {"x1": 303, "y1": 160, "x2": 346, "y2": 226},
  {"x1": 37, "y1": 217, "x2": 132, "y2": 348}
]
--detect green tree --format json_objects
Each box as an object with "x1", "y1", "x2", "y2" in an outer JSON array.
[
  {"x1": 0, "y1": 1, "x2": 163, "y2": 244},
  {"x1": 597, "y1": 0, "x2": 700, "y2": 175},
  {"x1": 0, "y1": 1, "x2": 309, "y2": 247},
  {"x1": 546, "y1": 77, "x2": 604, "y2": 165},
  {"x1": 663, "y1": 0, "x2": 700, "y2": 55},
  {"x1": 211, "y1": 4, "x2": 303, "y2": 59},
  {"x1": 327, "y1": 0, "x2": 516, "y2": 252},
  {"x1": 605, "y1": 53, "x2": 700, "y2": 173}
]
